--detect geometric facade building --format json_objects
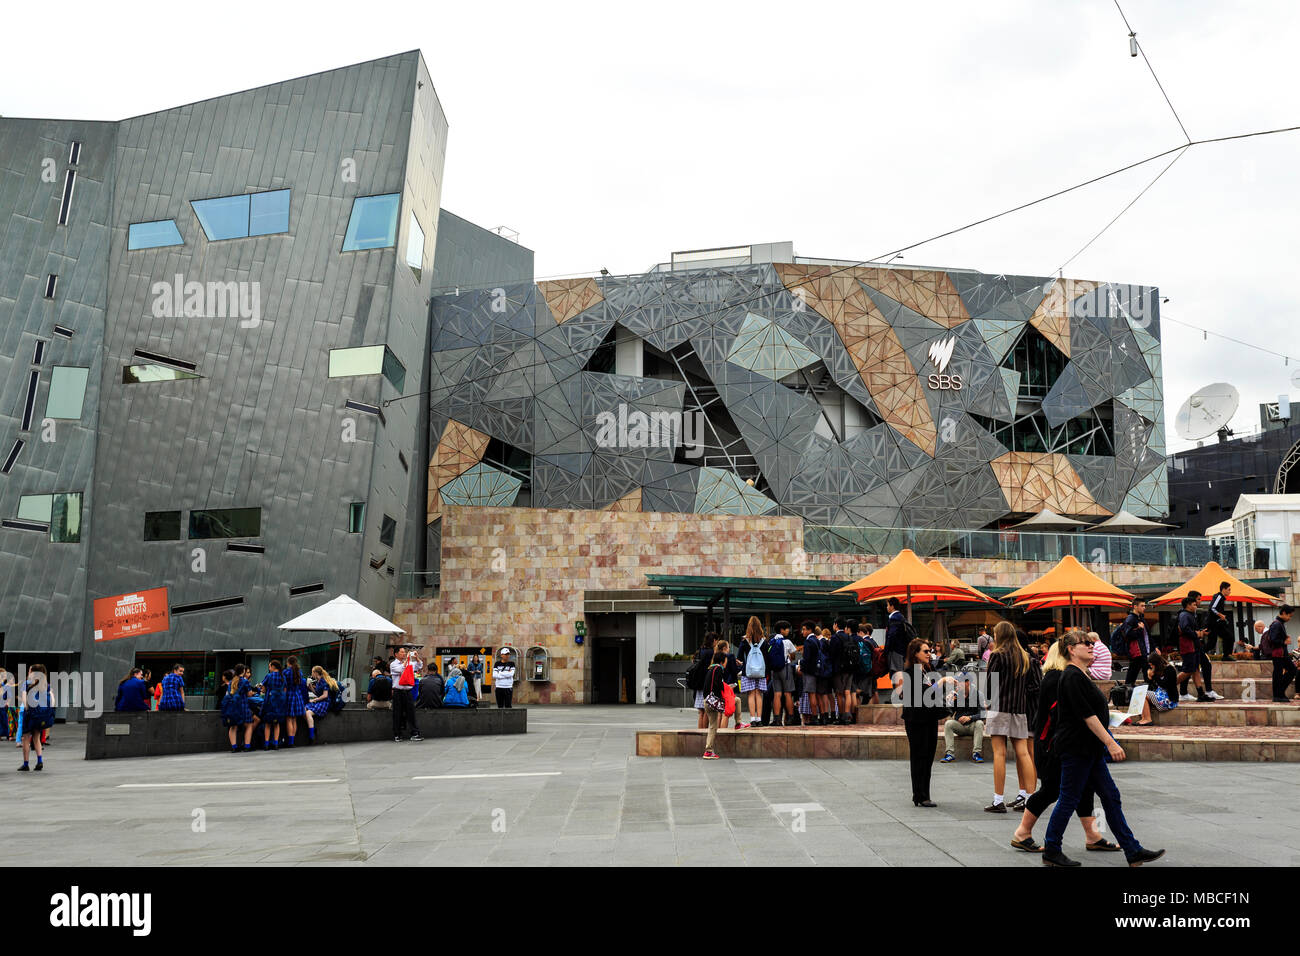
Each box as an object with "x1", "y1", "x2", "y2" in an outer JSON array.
[
  {"x1": 0, "y1": 52, "x2": 531, "y2": 703},
  {"x1": 426, "y1": 257, "x2": 1167, "y2": 570}
]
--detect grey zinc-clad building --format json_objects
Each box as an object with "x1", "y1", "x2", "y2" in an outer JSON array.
[{"x1": 0, "y1": 52, "x2": 532, "y2": 705}]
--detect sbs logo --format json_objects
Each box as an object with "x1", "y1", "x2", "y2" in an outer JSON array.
[{"x1": 926, "y1": 336, "x2": 962, "y2": 390}]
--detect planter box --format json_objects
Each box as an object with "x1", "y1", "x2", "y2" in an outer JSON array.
[{"x1": 649, "y1": 661, "x2": 695, "y2": 707}]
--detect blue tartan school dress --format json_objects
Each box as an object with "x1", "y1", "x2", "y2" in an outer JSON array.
[
  {"x1": 22, "y1": 680, "x2": 56, "y2": 733},
  {"x1": 283, "y1": 668, "x2": 307, "y2": 718},
  {"x1": 220, "y1": 677, "x2": 252, "y2": 727},
  {"x1": 306, "y1": 678, "x2": 331, "y2": 718},
  {"x1": 260, "y1": 670, "x2": 288, "y2": 722}
]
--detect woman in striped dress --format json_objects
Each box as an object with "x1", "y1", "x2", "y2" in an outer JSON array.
[
  {"x1": 304, "y1": 666, "x2": 336, "y2": 744},
  {"x1": 259, "y1": 660, "x2": 287, "y2": 750}
]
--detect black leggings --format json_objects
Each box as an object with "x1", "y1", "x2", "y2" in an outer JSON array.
[
  {"x1": 1024, "y1": 740, "x2": 1095, "y2": 819},
  {"x1": 903, "y1": 715, "x2": 939, "y2": 803},
  {"x1": 494, "y1": 687, "x2": 513, "y2": 709}
]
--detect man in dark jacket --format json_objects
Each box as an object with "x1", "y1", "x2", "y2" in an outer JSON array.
[
  {"x1": 417, "y1": 665, "x2": 445, "y2": 709},
  {"x1": 1264, "y1": 605, "x2": 1296, "y2": 702},
  {"x1": 1123, "y1": 598, "x2": 1153, "y2": 686},
  {"x1": 1176, "y1": 594, "x2": 1213, "y2": 703},
  {"x1": 885, "y1": 598, "x2": 909, "y2": 674},
  {"x1": 1208, "y1": 581, "x2": 1233, "y2": 662}
]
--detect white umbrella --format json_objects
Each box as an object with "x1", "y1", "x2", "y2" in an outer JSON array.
[
  {"x1": 1087, "y1": 509, "x2": 1177, "y2": 533},
  {"x1": 1009, "y1": 509, "x2": 1092, "y2": 530},
  {"x1": 278, "y1": 594, "x2": 405, "y2": 686}
]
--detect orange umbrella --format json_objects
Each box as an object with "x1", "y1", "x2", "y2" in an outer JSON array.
[
  {"x1": 1148, "y1": 561, "x2": 1278, "y2": 607},
  {"x1": 1003, "y1": 554, "x2": 1134, "y2": 628},
  {"x1": 832, "y1": 548, "x2": 972, "y2": 620}
]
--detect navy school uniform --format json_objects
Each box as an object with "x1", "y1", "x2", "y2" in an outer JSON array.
[
  {"x1": 306, "y1": 678, "x2": 331, "y2": 717},
  {"x1": 283, "y1": 668, "x2": 307, "y2": 718},
  {"x1": 221, "y1": 677, "x2": 253, "y2": 727},
  {"x1": 260, "y1": 670, "x2": 288, "y2": 721}
]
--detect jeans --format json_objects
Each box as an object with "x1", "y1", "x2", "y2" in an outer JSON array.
[
  {"x1": 1044, "y1": 751, "x2": 1142, "y2": 859},
  {"x1": 392, "y1": 689, "x2": 419, "y2": 737},
  {"x1": 495, "y1": 687, "x2": 513, "y2": 709},
  {"x1": 1024, "y1": 740, "x2": 1095, "y2": 818},
  {"x1": 903, "y1": 715, "x2": 939, "y2": 802},
  {"x1": 1272, "y1": 657, "x2": 1298, "y2": 700},
  {"x1": 1124, "y1": 654, "x2": 1148, "y2": 687},
  {"x1": 943, "y1": 718, "x2": 984, "y2": 755}
]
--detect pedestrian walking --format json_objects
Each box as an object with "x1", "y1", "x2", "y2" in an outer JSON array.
[
  {"x1": 1209, "y1": 581, "x2": 1233, "y2": 662},
  {"x1": 1122, "y1": 599, "x2": 1152, "y2": 687},
  {"x1": 1263, "y1": 605, "x2": 1297, "y2": 702},
  {"x1": 984, "y1": 621, "x2": 1038, "y2": 814},
  {"x1": 1041, "y1": 631, "x2": 1165, "y2": 868},
  {"x1": 701, "y1": 650, "x2": 728, "y2": 760},
  {"x1": 1175, "y1": 595, "x2": 1213, "y2": 703},
  {"x1": 493, "y1": 650, "x2": 516, "y2": 708},
  {"x1": 16, "y1": 664, "x2": 54, "y2": 772},
  {"x1": 1010, "y1": 635, "x2": 1113, "y2": 853},
  {"x1": 901, "y1": 638, "x2": 944, "y2": 806},
  {"x1": 389, "y1": 646, "x2": 424, "y2": 741}
]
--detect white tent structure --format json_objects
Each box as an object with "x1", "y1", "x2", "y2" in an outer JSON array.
[
  {"x1": 1009, "y1": 509, "x2": 1090, "y2": 531},
  {"x1": 1088, "y1": 509, "x2": 1176, "y2": 533},
  {"x1": 278, "y1": 595, "x2": 405, "y2": 688}
]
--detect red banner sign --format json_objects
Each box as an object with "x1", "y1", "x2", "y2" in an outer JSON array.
[{"x1": 93, "y1": 587, "x2": 170, "y2": 642}]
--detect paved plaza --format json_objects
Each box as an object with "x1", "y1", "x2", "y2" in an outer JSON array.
[{"x1": 6, "y1": 707, "x2": 1299, "y2": 867}]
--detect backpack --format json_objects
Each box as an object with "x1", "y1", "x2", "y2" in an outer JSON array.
[
  {"x1": 901, "y1": 619, "x2": 918, "y2": 643},
  {"x1": 816, "y1": 639, "x2": 833, "y2": 678},
  {"x1": 868, "y1": 639, "x2": 888, "y2": 679},
  {"x1": 767, "y1": 637, "x2": 788, "y2": 670},
  {"x1": 842, "y1": 637, "x2": 862, "y2": 676},
  {"x1": 685, "y1": 652, "x2": 709, "y2": 690},
  {"x1": 1109, "y1": 620, "x2": 1131, "y2": 657},
  {"x1": 1109, "y1": 684, "x2": 1133, "y2": 708},
  {"x1": 327, "y1": 680, "x2": 347, "y2": 713},
  {"x1": 744, "y1": 643, "x2": 767, "y2": 679},
  {"x1": 444, "y1": 675, "x2": 469, "y2": 707}
]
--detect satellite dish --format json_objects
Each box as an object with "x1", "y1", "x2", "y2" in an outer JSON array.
[{"x1": 1175, "y1": 383, "x2": 1239, "y2": 441}]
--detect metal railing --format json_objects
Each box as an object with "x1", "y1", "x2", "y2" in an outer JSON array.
[{"x1": 803, "y1": 525, "x2": 1282, "y2": 571}]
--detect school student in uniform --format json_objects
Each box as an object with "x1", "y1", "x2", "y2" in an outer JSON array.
[
  {"x1": 221, "y1": 664, "x2": 256, "y2": 752},
  {"x1": 260, "y1": 660, "x2": 288, "y2": 750},
  {"x1": 281, "y1": 656, "x2": 307, "y2": 748},
  {"x1": 17, "y1": 665, "x2": 56, "y2": 771}
]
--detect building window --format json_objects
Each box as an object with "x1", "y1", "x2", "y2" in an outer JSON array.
[
  {"x1": 20, "y1": 371, "x2": 39, "y2": 431},
  {"x1": 32, "y1": 341, "x2": 46, "y2": 366},
  {"x1": 58, "y1": 170, "x2": 76, "y2": 225},
  {"x1": 342, "y1": 194, "x2": 400, "y2": 251},
  {"x1": 46, "y1": 366, "x2": 89, "y2": 420},
  {"x1": 348, "y1": 502, "x2": 365, "y2": 533},
  {"x1": 68, "y1": 141, "x2": 82, "y2": 166},
  {"x1": 405, "y1": 210, "x2": 425, "y2": 276},
  {"x1": 329, "y1": 345, "x2": 404, "y2": 392},
  {"x1": 379, "y1": 514, "x2": 396, "y2": 546},
  {"x1": 188, "y1": 507, "x2": 261, "y2": 539},
  {"x1": 1006, "y1": 326, "x2": 1068, "y2": 398},
  {"x1": 144, "y1": 511, "x2": 182, "y2": 541},
  {"x1": 123, "y1": 365, "x2": 201, "y2": 384},
  {"x1": 44, "y1": 275, "x2": 58, "y2": 299},
  {"x1": 191, "y1": 189, "x2": 290, "y2": 241},
  {"x1": 1, "y1": 440, "x2": 23, "y2": 474},
  {"x1": 17, "y1": 493, "x2": 82, "y2": 543},
  {"x1": 127, "y1": 219, "x2": 184, "y2": 250}
]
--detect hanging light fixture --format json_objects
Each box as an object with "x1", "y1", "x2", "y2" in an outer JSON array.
[{"x1": 1129, "y1": 32, "x2": 1138, "y2": 57}]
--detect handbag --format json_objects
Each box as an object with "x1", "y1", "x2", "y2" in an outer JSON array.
[
  {"x1": 397, "y1": 662, "x2": 415, "y2": 688},
  {"x1": 721, "y1": 681, "x2": 736, "y2": 717}
]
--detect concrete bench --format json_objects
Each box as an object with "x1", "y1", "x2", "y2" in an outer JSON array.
[{"x1": 84, "y1": 705, "x2": 526, "y2": 759}]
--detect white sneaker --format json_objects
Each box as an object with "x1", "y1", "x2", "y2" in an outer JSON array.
[
  {"x1": 1179, "y1": 694, "x2": 1196, "y2": 702},
  {"x1": 1206, "y1": 691, "x2": 1224, "y2": 700}
]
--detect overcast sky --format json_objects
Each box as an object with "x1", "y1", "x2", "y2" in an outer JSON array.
[{"x1": 5, "y1": 0, "x2": 1297, "y2": 454}]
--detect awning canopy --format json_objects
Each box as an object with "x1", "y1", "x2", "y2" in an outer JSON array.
[
  {"x1": 643, "y1": 574, "x2": 1002, "y2": 612},
  {"x1": 1149, "y1": 561, "x2": 1280, "y2": 607},
  {"x1": 1003, "y1": 554, "x2": 1134, "y2": 606},
  {"x1": 832, "y1": 549, "x2": 973, "y2": 603},
  {"x1": 277, "y1": 594, "x2": 405, "y2": 635},
  {"x1": 1087, "y1": 509, "x2": 1177, "y2": 533},
  {"x1": 1008, "y1": 510, "x2": 1092, "y2": 530}
]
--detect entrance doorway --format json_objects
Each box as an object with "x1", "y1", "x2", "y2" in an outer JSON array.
[{"x1": 593, "y1": 636, "x2": 635, "y2": 703}]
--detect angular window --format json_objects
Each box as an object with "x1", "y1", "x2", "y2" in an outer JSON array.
[
  {"x1": 17, "y1": 495, "x2": 52, "y2": 522},
  {"x1": 68, "y1": 141, "x2": 82, "y2": 166},
  {"x1": 20, "y1": 371, "x2": 39, "y2": 431},
  {"x1": 192, "y1": 189, "x2": 290, "y2": 241},
  {"x1": 32, "y1": 341, "x2": 45, "y2": 366},
  {"x1": 46, "y1": 366, "x2": 89, "y2": 419},
  {"x1": 405, "y1": 211, "x2": 425, "y2": 276},
  {"x1": 342, "y1": 194, "x2": 400, "y2": 251},
  {"x1": 1, "y1": 440, "x2": 23, "y2": 474},
  {"x1": 381, "y1": 348, "x2": 406, "y2": 393},
  {"x1": 348, "y1": 502, "x2": 365, "y2": 533},
  {"x1": 44, "y1": 275, "x2": 57, "y2": 299},
  {"x1": 188, "y1": 507, "x2": 261, "y2": 539},
  {"x1": 58, "y1": 170, "x2": 76, "y2": 225},
  {"x1": 53, "y1": 325, "x2": 74, "y2": 339},
  {"x1": 248, "y1": 189, "x2": 290, "y2": 236},
  {"x1": 379, "y1": 514, "x2": 396, "y2": 547},
  {"x1": 123, "y1": 365, "x2": 201, "y2": 384},
  {"x1": 144, "y1": 510, "x2": 182, "y2": 541},
  {"x1": 127, "y1": 220, "x2": 184, "y2": 250},
  {"x1": 330, "y1": 345, "x2": 404, "y2": 392},
  {"x1": 50, "y1": 493, "x2": 82, "y2": 543},
  {"x1": 329, "y1": 345, "x2": 383, "y2": 378}
]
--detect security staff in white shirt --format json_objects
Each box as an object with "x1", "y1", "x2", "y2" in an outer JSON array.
[{"x1": 389, "y1": 646, "x2": 424, "y2": 741}]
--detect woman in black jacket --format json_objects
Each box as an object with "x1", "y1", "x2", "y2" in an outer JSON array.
[
  {"x1": 701, "y1": 651, "x2": 728, "y2": 760},
  {"x1": 1041, "y1": 632, "x2": 1165, "y2": 868},
  {"x1": 1011, "y1": 633, "x2": 1112, "y2": 853},
  {"x1": 900, "y1": 638, "x2": 946, "y2": 807}
]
